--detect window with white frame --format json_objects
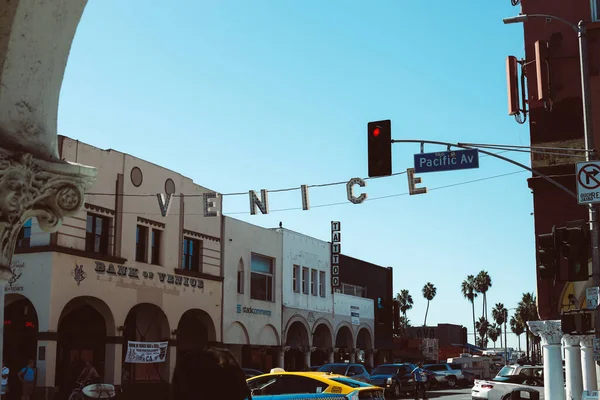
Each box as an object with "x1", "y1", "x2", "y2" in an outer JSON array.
[
  {"x1": 293, "y1": 265, "x2": 300, "y2": 292},
  {"x1": 302, "y1": 267, "x2": 309, "y2": 294},
  {"x1": 319, "y1": 271, "x2": 326, "y2": 297},
  {"x1": 250, "y1": 253, "x2": 274, "y2": 301},
  {"x1": 311, "y1": 269, "x2": 317, "y2": 296}
]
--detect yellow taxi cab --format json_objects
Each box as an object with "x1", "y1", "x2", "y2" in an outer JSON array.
[{"x1": 247, "y1": 369, "x2": 384, "y2": 399}]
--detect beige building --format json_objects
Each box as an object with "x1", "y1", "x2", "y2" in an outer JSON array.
[
  {"x1": 5, "y1": 136, "x2": 223, "y2": 400},
  {"x1": 221, "y1": 217, "x2": 283, "y2": 372}
]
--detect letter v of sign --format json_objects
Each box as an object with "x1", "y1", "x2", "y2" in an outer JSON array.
[{"x1": 156, "y1": 193, "x2": 173, "y2": 217}]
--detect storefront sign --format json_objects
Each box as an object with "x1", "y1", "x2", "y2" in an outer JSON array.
[
  {"x1": 93, "y1": 261, "x2": 204, "y2": 289},
  {"x1": 124, "y1": 341, "x2": 168, "y2": 363},
  {"x1": 351, "y1": 305, "x2": 360, "y2": 326},
  {"x1": 331, "y1": 221, "x2": 341, "y2": 289},
  {"x1": 5, "y1": 260, "x2": 24, "y2": 292},
  {"x1": 236, "y1": 305, "x2": 272, "y2": 316}
]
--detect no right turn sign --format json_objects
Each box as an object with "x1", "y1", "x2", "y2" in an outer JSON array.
[{"x1": 576, "y1": 161, "x2": 600, "y2": 205}]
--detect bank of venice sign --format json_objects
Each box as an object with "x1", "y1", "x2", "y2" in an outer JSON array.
[{"x1": 125, "y1": 341, "x2": 168, "y2": 363}]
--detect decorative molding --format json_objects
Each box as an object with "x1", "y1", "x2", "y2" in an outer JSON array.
[
  {"x1": 14, "y1": 244, "x2": 127, "y2": 265},
  {"x1": 580, "y1": 335, "x2": 595, "y2": 349},
  {"x1": 137, "y1": 216, "x2": 165, "y2": 229},
  {"x1": 0, "y1": 149, "x2": 96, "y2": 272},
  {"x1": 528, "y1": 320, "x2": 562, "y2": 345},
  {"x1": 183, "y1": 229, "x2": 220, "y2": 243},
  {"x1": 85, "y1": 203, "x2": 115, "y2": 216},
  {"x1": 563, "y1": 334, "x2": 584, "y2": 347}
]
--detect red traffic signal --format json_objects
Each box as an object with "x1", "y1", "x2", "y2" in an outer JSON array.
[{"x1": 367, "y1": 120, "x2": 392, "y2": 178}]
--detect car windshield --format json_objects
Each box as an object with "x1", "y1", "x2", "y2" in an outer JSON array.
[
  {"x1": 329, "y1": 378, "x2": 371, "y2": 388},
  {"x1": 319, "y1": 365, "x2": 348, "y2": 375},
  {"x1": 371, "y1": 366, "x2": 399, "y2": 375},
  {"x1": 497, "y1": 366, "x2": 515, "y2": 377}
]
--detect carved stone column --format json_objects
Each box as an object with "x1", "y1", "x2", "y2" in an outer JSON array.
[
  {"x1": 528, "y1": 320, "x2": 565, "y2": 400},
  {"x1": 580, "y1": 336, "x2": 598, "y2": 391},
  {"x1": 278, "y1": 346, "x2": 290, "y2": 369},
  {"x1": 0, "y1": 0, "x2": 97, "y2": 375},
  {"x1": 563, "y1": 335, "x2": 583, "y2": 400},
  {"x1": 349, "y1": 348, "x2": 356, "y2": 363},
  {"x1": 366, "y1": 349, "x2": 375, "y2": 370}
]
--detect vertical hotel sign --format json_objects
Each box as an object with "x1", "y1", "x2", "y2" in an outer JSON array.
[{"x1": 331, "y1": 221, "x2": 341, "y2": 290}]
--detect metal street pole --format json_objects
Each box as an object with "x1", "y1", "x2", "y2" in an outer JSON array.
[
  {"x1": 504, "y1": 12, "x2": 600, "y2": 379},
  {"x1": 504, "y1": 309, "x2": 508, "y2": 366}
]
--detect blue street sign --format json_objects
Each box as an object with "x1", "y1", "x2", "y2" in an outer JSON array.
[{"x1": 414, "y1": 149, "x2": 479, "y2": 174}]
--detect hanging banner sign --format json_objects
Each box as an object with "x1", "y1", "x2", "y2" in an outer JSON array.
[
  {"x1": 124, "y1": 341, "x2": 168, "y2": 363},
  {"x1": 155, "y1": 169, "x2": 428, "y2": 217}
]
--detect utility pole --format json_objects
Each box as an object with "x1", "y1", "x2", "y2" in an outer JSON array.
[{"x1": 504, "y1": 309, "x2": 508, "y2": 366}]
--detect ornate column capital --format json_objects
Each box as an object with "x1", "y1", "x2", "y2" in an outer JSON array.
[
  {"x1": 528, "y1": 320, "x2": 562, "y2": 345},
  {"x1": 580, "y1": 335, "x2": 594, "y2": 349},
  {"x1": 279, "y1": 346, "x2": 290, "y2": 353},
  {"x1": 563, "y1": 334, "x2": 584, "y2": 347},
  {"x1": 0, "y1": 148, "x2": 96, "y2": 271}
]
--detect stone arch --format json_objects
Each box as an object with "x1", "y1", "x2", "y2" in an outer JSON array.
[
  {"x1": 177, "y1": 308, "x2": 217, "y2": 357},
  {"x1": 257, "y1": 324, "x2": 279, "y2": 346},
  {"x1": 334, "y1": 322, "x2": 354, "y2": 349},
  {"x1": 58, "y1": 296, "x2": 116, "y2": 336},
  {"x1": 225, "y1": 321, "x2": 250, "y2": 345},
  {"x1": 55, "y1": 296, "x2": 115, "y2": 392},
  {"x1": 312, "y1": 319, "x2": 334, "y2": 349},
  {"x1": 4, "y1": 293, "x2": 39, "y2": 387},
  {"x1": 284, "y1": 314, "x2": 311, "y2": 348},
  {"x1": 356, "y1": 326, "x2": 373, "y2": 350}
]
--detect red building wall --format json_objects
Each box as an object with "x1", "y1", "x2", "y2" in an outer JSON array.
[{"x1": 512, "y1": 0, "x2": 600, "y2": 318}]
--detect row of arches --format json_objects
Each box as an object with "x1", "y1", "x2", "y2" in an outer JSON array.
[
  {"x1": 4, "y1": 294, "x2": 216, "y2": 400},
  {"x1": 284, "y1": 315, "x2": 373, "y2": 370}
]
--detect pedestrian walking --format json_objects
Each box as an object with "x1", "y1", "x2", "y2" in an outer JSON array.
[
  {"x1": 411, "y1": 362, "x2": 428, "y2": 400},
  {"x1": 1, "y1": 361, "x2": 9, "y2": 400},
  {"x1": 17, "y1": 360, "x2": 36, "y2": 400}
]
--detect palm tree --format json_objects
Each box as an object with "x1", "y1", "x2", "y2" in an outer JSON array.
[
  {"x1": 461, "y1": 275, "x2": 478, "y2": 344},
  {"x1": 396, "y1": 289, "x2": 414, "y2": 318},
  {"x1": 475, "y1": 316, "x2": 489, "y2": 349},
  {"x1": 487, "y1": 324, "x2": 501, "y2": 347},
  {"x1": 492, "y1": 303, "x2": 508, "y2": 348},
  {"x1": 516, "y1": 292, "x2": 539, "y2": 361},
  {"x1": 422, "y1": 282, "x2": 437, "y2": 326},
  {"x1": 475, "y1": 271, "x2": 493, "y2": 320},
  {"x1": 510, "y1": 315, "x2": 525, "y2": 352}
]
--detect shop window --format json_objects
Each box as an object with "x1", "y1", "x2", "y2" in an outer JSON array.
[
  {"x1": 310, "y1": 269, "x2": 317, "y2": 296},
  {"x1": 136, "y1": 225, "x2": 148, "y2": 262},
  {"x1": 151, "y1": 229, "x2": 161, "y2": 265},
  {"x1": 85, "y1": 213, "x2": 109, "y2": 254},
  {"x1": 182, "y1": 237, "x2": 201, "y2": 272},
  {"x1": 16, "y1": 219, "x2": 32, "y2": 248},
  {"x1": 319, "y1": 271, "x2": 326, "y2": 297},
  {"x1": 237, "y1": 259, "x2": 244, "y2": 294},
  {"x1": 301, "y1": 267, "x2": 309, "y2": 294},
  {"x1": 292, "y1": 265, "x2": 300, "y2": 293},
  {"x1": 250, "y1": 253, "x2": 273, "y2": 302}
]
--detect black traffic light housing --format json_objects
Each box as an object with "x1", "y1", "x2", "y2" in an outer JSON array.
[
  {"x1": 559, "y1": 221, "x2": 590, "y2": 282},
  {"x1": 561, "y1": 311, "x2": 594, "y2": 334},
  {"x1": 367, "y1": 120, "x2": 392, "y2": 177},
  {"x1": 537, "y1": 226, "x2": 558, "y2": 280}
]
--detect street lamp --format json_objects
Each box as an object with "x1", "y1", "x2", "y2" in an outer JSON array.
[{"x1": 503, "y1": 13, "x2": 600, "y2": 346}]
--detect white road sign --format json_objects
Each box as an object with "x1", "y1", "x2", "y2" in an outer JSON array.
[{"x1": 576, "y1": 161, "x2": 600, "y2": 205}]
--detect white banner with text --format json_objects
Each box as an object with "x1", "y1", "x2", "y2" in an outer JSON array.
[{"x1": 125, "y1": 341, "x2": 168, "y2": 363}]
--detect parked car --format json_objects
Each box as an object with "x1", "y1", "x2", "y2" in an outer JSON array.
[
  {"x1": 317, "y1": 363, "x2": 370, "y2": 383},
  {"x1": 423, "y1": 362, "x2": 475, "y2": 387},
  {"x1": 472, "y1": 364, "x2": 544, "y2": 400},
  {"x1": 368, "y1": 363, "x2": 438, "y2": 398}
]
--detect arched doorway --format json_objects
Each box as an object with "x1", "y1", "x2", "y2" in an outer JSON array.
[
  {"x1": 356, "y1": 327, "x2": 373, "y2": 367},
  {"x1": 4, "y1": 295, "x2": 38, "y2": 400},
  {"x1": 334, "y1": 325, "x2": 353, "y2": 362},
  {"x1": 284, "y1": 320, "x2": 309, "y2": 371},
  {"x1": 311, "y1": 323, "x2": 332, "y2": 366},
  {"x1": 56, "y1": 297, "x2": 113, "y2": 400},
  {"x1": 176, "y1": 309, "x2": 216, "y2": 360},
  {"x1": 121, "y1": 303, "x2": 170, "y2": 400}
]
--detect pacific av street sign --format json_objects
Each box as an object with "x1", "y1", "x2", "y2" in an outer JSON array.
[{"x1": 414, "y1": 149, "x2": 479, "y2": 174}]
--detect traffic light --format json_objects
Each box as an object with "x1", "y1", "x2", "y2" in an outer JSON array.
[
  {"x1": 367, "y1": 120, "x2": 392, "y2": 177},
  {"x1": 536, "y1": 226, "x2": 558, "y2": 280},
  {"x1": 561, "y1": 311, "x2": 594, "y2": 334},
  {"x1": 559, "y1": 222, "x2": 590, "y2": 282}
]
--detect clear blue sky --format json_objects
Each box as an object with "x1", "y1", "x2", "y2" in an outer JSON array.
[{"x1": 58, "y1": 0, "x2": 533, "y2": 349}]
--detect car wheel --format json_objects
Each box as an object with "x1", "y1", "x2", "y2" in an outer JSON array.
[
  {"x1": 447, "y1": 377, "x2": 457, "y2": 387},
  {"x1": 392, "y1": 382, "x2": 402, "y2": 398}
]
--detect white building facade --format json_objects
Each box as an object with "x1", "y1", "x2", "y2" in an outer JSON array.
[
  {"x1": 276, "y1": 228, "x2": 374, "y2": 370},
  {"x1": 221, "y1": 217, "x2": 283, "y2": 372}
]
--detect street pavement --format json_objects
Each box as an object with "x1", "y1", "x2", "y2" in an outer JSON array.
[{"x1": 386, "y1": 387, "x2": 473, "y2": 400}]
